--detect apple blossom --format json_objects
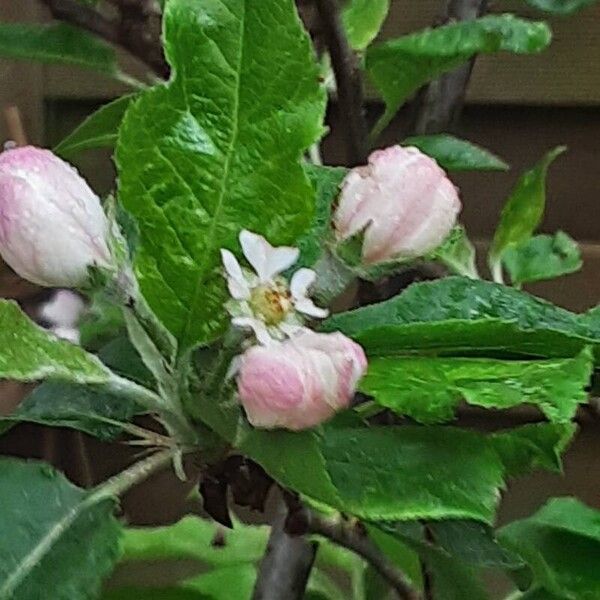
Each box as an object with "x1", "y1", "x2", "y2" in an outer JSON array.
[
  {"x1": 0, "y1": 146, "x2": 111, "y2": 287},
  {"x1": 237, "y1": 330, "x2": 367, "y2": 430},
  {"x1": 39, "y1": 289, "x2": 86, "y2": 344},
  {"x1": 333, "y1": 145, "x2": 461, "y2": 265},
  {"x1": 221, "y1": 230, "x2": 328, "y2": 344}
]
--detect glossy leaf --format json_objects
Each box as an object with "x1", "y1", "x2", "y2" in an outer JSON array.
[
  {"x1": 503, "y1": 231, "x2": 582, "y2": 286},
  {"x1": 404, "y1": 134, "x2": 509, "y2": 172},
  {"x1": 116, "y1": 0, "x2": 326, "y2": 349},
  {"x1": 0, "y1": 459, "x2": 121, "y2": 600},
  {"x1": 322, "y1": 277, "x2": 600, "y2": 360},
  {"x1": 525, "y1": 0, "x2": 599, "y2": 15},
  {"x1": 367, "y1": 15, "x2": 551, "y2": 136},
  {"x1": 1, "y1": 381, "x2": 143, "y2": 440},
  {"x1": 499, "y1": 498, "x2": 600, "y2": 599},
  {"x1": 488, "y1": 147, "x2": 566, "y2": 281},
  {"x1": 0, "y1": 300, "x2": 110, "y2": 384},
  {"x1": 360, "y1": 348, "x2": 593, "y2": 424},
  {"x1": 55, "y1": 95, "x2": 135, "y2": 159},
  {"x1": 0, "y1": 23, "x2": 118, "y2": 75},
  {"x1": 342, "y1": 0, "x2": 390, "y2": 50}
]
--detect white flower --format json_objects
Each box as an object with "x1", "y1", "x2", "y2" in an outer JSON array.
[{"x1": 221, "y1": 230, "x2": 328, "y2": 344}]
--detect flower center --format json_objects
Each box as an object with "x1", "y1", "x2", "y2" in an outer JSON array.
[{"x1": 250, "y1": 281, "x2": 293, "y2": 326}]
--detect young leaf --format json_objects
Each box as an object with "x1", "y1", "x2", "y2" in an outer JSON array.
[
  {"x1": 342, "y1": 0, "x2": 390, "y2": 50},
  {"x1": 0, "y1": 23, "x2": 118, "y2": 75},
  {"x1": 525, "y1": 0, "x2": 599, "y2": 15},
  {"x1": 0, "y1": 381, "x2": 144, "y2": 440},
  {"x1": 366, "y1": 15, "x2": 551, "y2": 136},
  {"x1": 488, "y1": 147, "x2": 566, "y2": 282},
  {"x1": 0, "y1": 459, "x2": 121, "y2": 600},
  {"x1": 295, "y1": 165, "x2": 347, "y2": 269},
  {"x1": 404, "y1": 134, "x2": 509, "y2": 172},
  {"x1": 360, "y1": 348, "x2": 593, "y2": 424},
  {"x1": 429, "y1": 225, "x2": 479, "y2": 279},
  {"x1": 499, "y1": 498, "x2": 600, "y2": 599},
  {"x1": 0, "y1": 300, "x2": 110, "y2": 384},
  {"x1": 116, "y1": 0, "x2": 326, "y2": 349},
  {"x1": 502, "y1": 231, "x2": 583, "y2": 286},
  {"x1": 322, "y1": 277, "x2": 600, "y2": 361},
  {"x1": 55, "y1": 95, "x2": 135, "y2": 159}
]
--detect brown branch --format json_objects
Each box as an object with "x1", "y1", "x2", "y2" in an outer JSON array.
[
  {"x1": 40, "y1": 0, "x2": 168, "y2": 78},
  {"x1": 413, "y1": 0, "x2": 488, "y2": 135},
  {"x1": 314, "y1": 0, "x2": 368, "y2": 165},
  {"x1": 304, "y1": 510, "x2": 422, "y2": 600}
]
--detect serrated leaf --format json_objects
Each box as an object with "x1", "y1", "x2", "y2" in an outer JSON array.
[
  {"x1": 489, "y1": 147, "x2": 566, "y2": 281},
  {"x1": 0, "y1": 23, "x2": 118, "y2": 75},
  {"x1": 367, "y1": 15, "x2": 551, "y2": 136},
  {"x1": 116, "y1": 0, "x2": 326, "y2": 349},
  {"x1": 429, "y1": 225, "x2": 478, "y2": 278},
  {"x1": 0, "y1": 459, "x2": 122, "y2": 600},
  {"x1": 525, "y1": 0, "x2": 599, "y2": 15},
  {"x1": 499, "y1": 498, "x2": 600, "y2": 599},
  {"x1": 342, "y1": 0, "x2": 390, "y2": 50},
  {"x1": 55, "y1": 95, "x2": 135, "y2": 159},
  {"x1": 503, "y1": 231, "x2": 582, "y2": 286},
  {"x1": 0, "y1": 300, "x2": 110, "y2": 384},
  {"x1": 322, "y1": 277, "x2": 600, "y2": 361},
  {"x1": 0, "y1": 381, "x2": 143, "y2": 440},
  {"x1": 404, "y1": 134, "x2": 509, "y2": 172},
  {"x1": 360, "y1": 348, "x2": 593, "y2": 424}
]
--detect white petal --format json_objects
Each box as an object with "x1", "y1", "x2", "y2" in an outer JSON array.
[
  {"x1": 290, "y1": 268, "x2": 317, "y2": 301},
  {"x1": 294, "y1": 297, "x2": 329, "y2": 319},
  {"x1": 279, "y1": 322, "x2": 311, "y2": 338},
  {"x1": 226, "y1": 355, "x2": 242, "y2": 380},
  {"x1": 232, "y1": 316, "x2": 274, "y2": 346},
  {"x1": 239, "y1": 229, "x2": 298, "y2": 282},
  {"x1": 221, "y1": 249, "x2": 251, "y2": 300}
]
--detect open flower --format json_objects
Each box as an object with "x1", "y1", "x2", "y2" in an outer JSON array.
[{"x1": 221, "y1": 230, "x2": 328, "y2": 344}]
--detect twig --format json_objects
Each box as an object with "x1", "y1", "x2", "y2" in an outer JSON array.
[
  {"x1": 252, "y1": 513, "x2": 318, "y2": 600},
  {"x1": 314, "y1": 0, "x2": 368, "y2": 165},
  {"x1": 3, "y1": 106, "x2": 28, "y2": 147},
  {"x1": 413, "y1": 0, "x2": 488, "y2": 135},
  {"x1": 39, "y1": 0, "x2": 168, "y2": 78},
  {"x1": 305, "y1": 510, "x2": 422, "y2": 600}
]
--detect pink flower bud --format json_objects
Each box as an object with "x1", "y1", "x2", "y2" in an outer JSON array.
[
  {"x1": 237, "y1": 331, "x2": 367, "y2": 431},
  {"x1": 334, "y1": 145, "x2": 461, "y2": 264},
  {"x1": 0, "y1": 146, "x2": 110, "y2": 287}
]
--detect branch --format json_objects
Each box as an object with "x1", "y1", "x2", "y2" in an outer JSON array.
[
  {"x1": 40, "y1": 0, "x2": 168, "y2": 78},
  {"x1": 252, "y1": 514, "x2": 318, "y2": 600},
  {"x1": 314, "y1": 0, "x2": 368, "y2": 165},
  {"x1": 413, "y1": 0, "x2": 488, "y2": 135},
  {"x1": 304, "y1": 509, "x2": 422, "y2": 600}
]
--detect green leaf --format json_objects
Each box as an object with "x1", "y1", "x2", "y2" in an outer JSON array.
[
  {"x1": 116, "y1": 0, "x2": 326, "y2": 349},
  {"x1": 429, "y1": 225, "x2": 479, "y2": 279},
  {"x1": 524, "y1": 0, "x2": 599, "y2": 15},
  {"x1": 295, "y1": 165, "x2": 347, "y2": 269},
  {"x1": 97, "y1": 336, "x2": 155, "y2": 388},
  {"x1": 0, "y1": 381, "x2": 143, "y2": 440},
  {"x1": 322, "y1": 277, "x2": 600, "y2": 361},
  {"x1": 403, "y1": 134, "x2": 509, "y2": 172},
  {"x1": 488, "y1": 147, "x2": 566, "y2": 281},
  {"x1": 102, "y1": 589, "x2": 208, "y2": 600},
  {"x1": 359, "y1": 348, "x2": 593, "y2": 424},
  {"x1": 0, "y1": 300, "x2": 110, "y2": 384},
  {"x1": 0, "y1": 459, "x2": 121, "y2": 600},
  {"x1": 499, "y1": 498, "x2": 600, "y2": 599},
  {"x1": 0, "y1": 23, "x2": 118, "y2": 75},
  {"x1": 502, "y1": 231, "x2": 582, "y2": 286},
  {"x1": 342, "y1": 0, "x2": 390, "y2": 50},
  {"x1": 55, "y1": 95, "x2": 135, "y2": 159},
  {"x1": 121, "y1": 516, "x2": 268, "y2": 566},
  {"x1": 367, "y1": 15, "x2": 551, "y2": 136}
]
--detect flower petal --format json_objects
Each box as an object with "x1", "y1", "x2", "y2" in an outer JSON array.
[
  {"x1": 240, "y1": 229, "x2": 298, "y2": 282},
  {"x1": 232, "y1": 316, "x2": 274, "y2": 346},
  {"x1": 221, "y1": 249, "x2": 251, "y2": 300},
  {"x1": 294, "y1": 297, "x2": 329, "y2": 319},
  {"x1": 290, "y1": 268, "x2": 316, "y2": 301}
]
